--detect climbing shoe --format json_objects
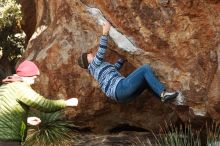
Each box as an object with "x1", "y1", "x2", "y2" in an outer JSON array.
[{"x1": 161, "y1": 91, "x2": 179, "y2": 102}]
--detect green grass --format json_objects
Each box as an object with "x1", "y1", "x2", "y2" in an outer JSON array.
[
  {"x1": 131, "y1": 121, "x2": 220, "y2": 146},
  {"x1": 207, "y1": 122, "x2": 220, "y2": 146},
  {"x1": 153, "y1": 122, "x2": 201, "y2": 146}
]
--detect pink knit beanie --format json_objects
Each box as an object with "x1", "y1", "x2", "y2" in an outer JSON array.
[{"x1": 16, "y1": 60, "x2": 40, "y2": 77}]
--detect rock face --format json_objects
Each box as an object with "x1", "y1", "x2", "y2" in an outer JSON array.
[{"x1": 19, "y1": 0, "x2": 220, "y2": 133}]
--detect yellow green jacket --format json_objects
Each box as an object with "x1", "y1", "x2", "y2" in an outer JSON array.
[{"x1": 0, "y1": 82, "x2": 66, "y2": 141}]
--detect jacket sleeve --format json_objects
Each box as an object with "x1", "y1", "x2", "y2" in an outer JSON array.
[
  {"x1": 90, "y1": 35, "x2": 108, "y2": 68},
  {"x1": 114, "y1": 58, "x2": 125, "y2": 70},
  {"x1": 16, "y1": 83, "x2": 66, "y2": 112}
]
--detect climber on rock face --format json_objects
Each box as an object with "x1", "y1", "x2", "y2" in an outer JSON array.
[{"x1": 77, "y1": 21, "x2": 179, "y2": 103}]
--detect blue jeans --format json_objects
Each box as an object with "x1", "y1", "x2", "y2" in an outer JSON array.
[{"x1": 115, "y1": 64, "x2": 165, "y2": 102}]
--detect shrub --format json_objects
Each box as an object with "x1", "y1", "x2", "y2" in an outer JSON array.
[
  {"x1": 23, "y1": 111, "x2": 78, "y2": 146},
  {"x1": 0, "y1": 0, "x2": 25, "y2": 60}
]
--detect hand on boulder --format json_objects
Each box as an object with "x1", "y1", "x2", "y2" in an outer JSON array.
[{"x1": 103, "y1": 21, "x2": 111, "y2": 35}]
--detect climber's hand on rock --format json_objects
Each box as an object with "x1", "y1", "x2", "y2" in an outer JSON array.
[{"x1": 103, "y1": 21, "x2": 111, "y2": 35}]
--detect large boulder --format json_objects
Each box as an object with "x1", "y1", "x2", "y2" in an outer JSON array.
[{"x1": 19, "y1": 0, "x2": 220, "y2": 133}]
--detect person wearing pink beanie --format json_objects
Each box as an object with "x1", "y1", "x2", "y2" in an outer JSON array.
[
  {"x1": 16, "y1": 60, "x2": 40, "y2": 77},
  {"x1": 0, "y1": 60, "x2": 78, "y2": 146}
]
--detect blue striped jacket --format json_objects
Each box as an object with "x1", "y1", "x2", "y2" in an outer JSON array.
[{"x1": 88, "y1": 35, "x2": 125, "y2": 101}]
